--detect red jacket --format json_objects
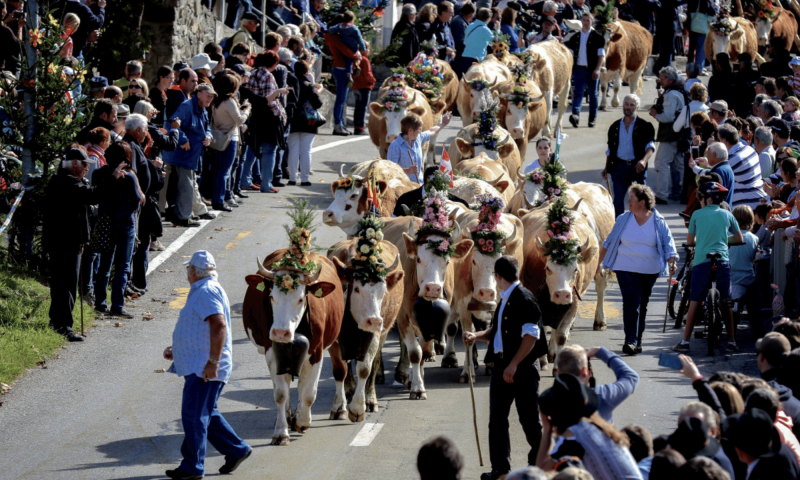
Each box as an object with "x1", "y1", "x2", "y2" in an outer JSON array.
[
  {"x1": 325, "y1": 32, "x2": 359, "y2": 69},
  {"x1": 352, "y1": 56, "x2": 376, "y2": 90}
]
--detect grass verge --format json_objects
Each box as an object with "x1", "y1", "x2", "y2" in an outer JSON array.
[{"x1": 0, "y1": 266, "x2": 96, "y2": 385}]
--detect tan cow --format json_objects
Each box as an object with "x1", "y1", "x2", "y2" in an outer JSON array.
[
  {"x1": 498, "y1": 74, "x2": 547, "y2": 161},
  {"x1": 599, "y1": 20, "x2": 652, "y2": 111},
  {"x1": 750, "y1": 6, "x2": 800, "y2": 50},
  {"x1": 369, "y1": 86, "x2": 444, "y2": 159},
  {"x1": 322, "y1": 162, "x2": 417, "y2": 237},
  {"x1": 457, "y1": 55, "x2": 513, "y2": 122},
  {"x1": 327, "y1": 240, "x2": 404, "y2": 421},
  {"x1": 435, "y1": 59, "x2": 459, "y2": 112},
  {"x1": 704, "y1": 16, "x2": 761, "y2": 64},
  {"x1": 450, "y1": 123, "x2": 522, "y2": 182},
  {"x1": 455, "y1": 154, "x2": 516, "y2": 207},
  {"x1": 525, "y1": 41, "x2": 573, "y2": 137}
]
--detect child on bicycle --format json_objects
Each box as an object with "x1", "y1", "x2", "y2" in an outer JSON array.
[
  {"x1": 673, "y1": 181, "x2": 744, "y2": 353},
  {"x1": 729, "y1": 205, "x2": 763, "y2": 337}
]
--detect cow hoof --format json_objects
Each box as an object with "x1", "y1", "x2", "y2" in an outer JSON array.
[
  {"x1": 348, "y1": 409, "x2": 365, "y2": 422},
  {"x1": 271, "y1": 434, "x2": 290, "y2": 446},
  {"x1": 329, "y1": 408, "x2": 347, "y2": 420},
  {"x1": 295, "y1": 424, "x2": 309, "y2": 434},
  {"x1": 410, "y1": 391, "x2": 428, "y2": 400},
  {"x1": 441, "y1": 354, "x2": 458, "y2": 368},
  {"x1": 366, "y1": 402, "x2": 379, "y2": 412},
  {"x1": 425, "y1": 355, "x2": 437, "y2": 363},
  {"x1": 593, "y1": 322, "x2": 607, "y2": 331},
  {"x1": 395, "y1": 372, "x2": 409, "y2": 385},
  {"x1": 599, "y1": 105, "x2": 607, "y2": 111},
  {"x1": 611, "y1": 100, "x2": 620, "y2": 108}
]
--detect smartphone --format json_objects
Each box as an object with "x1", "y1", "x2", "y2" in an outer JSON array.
[
  {"x1": 691, "y1": 146, "x2": 699, "y2": 159},
  {"x1": 658, "y1": 353, "x2": 683, "y2": 370}
]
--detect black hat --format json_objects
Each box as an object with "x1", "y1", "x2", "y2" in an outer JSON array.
[
  {"x1": 722, "y1": 408, "x2": 781, "y2": 459},
  {"x1": 539, "y1": 374, "x2": 600, "y2": 431},
  {"x1": 230, "y1": 64, "x2": 248, "y2": 76},
  {"x1": 173, "y1": 61, "x2": 190, "y2": 72},
  {"x1": 89, "y1": 76, "x2": 108, "y2": 89},
  {"x1": 242, "y1": 12, "x2": 260, "y2": 22},
  {"x1": 64, "y1": 148, "x2": 94, "y2": 164},
  {"x1": 668, "y1": 417, "x2": 721, "y2": 460},
  {"x1": 768, "y1": 118, "x2": 791, "y2": 138},
  {"x1": 753, "y1": 76, "x2": 769, "y2": 87},
  {"x1": 698, "y1": 181, "x2": 728, "y2": 196}
]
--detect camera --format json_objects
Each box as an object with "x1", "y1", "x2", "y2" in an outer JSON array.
[
  {"x1": 12, "y1": 11, "x2": 23, "y2": 19},
  {"x1": 508, "y1": 0, "x2": 540, "y2": 32}
]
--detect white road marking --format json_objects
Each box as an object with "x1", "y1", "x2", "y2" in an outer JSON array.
[
  {"x1": 146, "y1": 220, "x2": 212, "y2": 276},
  {"x1": 311, "y1": 136, "x2": 370, "y2": 153},
  {"x1": 349, "y1": 422, "x2": 384, "y2": 447}
]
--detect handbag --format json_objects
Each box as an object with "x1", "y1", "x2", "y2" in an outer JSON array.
[
  {"x1": 89, "y1": 214, "x2": 113, "y2": 252},
  {"x1": 208, "y1": 106, "x2": 233, "y2": 151},
  {"x1": 677, "y1": 106, "x2": 693, "y2": 152},
  {"x1": 690, "y1": 1, "x2": 710, "y2": 34},
  {"x1": 302, "y1": 100, "x2": 326, "y2": 128}
]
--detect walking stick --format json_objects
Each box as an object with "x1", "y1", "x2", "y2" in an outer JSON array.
[
  {"x1": 407, "y1": 150, "x2": 423, "y2": 185},
  {"x1": 662, "y1": 274, "x2": 673, "y2": 333},
  {"x1": 467, "y1": 358, "x2": 484, "y2": 466},
  {"x1": 79, "y1": 266, "x2": 84, "y2": 336}
]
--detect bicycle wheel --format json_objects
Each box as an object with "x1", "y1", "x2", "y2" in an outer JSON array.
[
  {"x1": 675, "y1": 273, "x2": 692, "y2": 329},
  {"x1": 669, "y1": 261, "x2": 688, "y2": 319},
  {"x1": 707, "y1": 290, "x2": 718, "y2": 356}
]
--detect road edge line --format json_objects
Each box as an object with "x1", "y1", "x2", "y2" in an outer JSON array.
[
  {"x1": 349, "y1": 422, "x2": 384, "y2": 447},
  {"x1": 146, "y1": 219, "x2": 212, "y2": 276},
  {"x1": 310, "y1": 135, "x2": 370, "y2": 153}
]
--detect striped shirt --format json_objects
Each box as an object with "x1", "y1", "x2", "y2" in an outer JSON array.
[
  {"x1": 728, "y1": 142, "x2": 767, "y2": 209},
  {"x1": 790, "y1": 72, "x2": 800, "y2": 97}
]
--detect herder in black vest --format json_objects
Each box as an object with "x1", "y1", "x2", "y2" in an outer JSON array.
[
  {"x1": 601, "y1": 94, "x2": 656, "y2": 218},
  {"x1": 463, "y1": 255, "x2": 548, "y2": 480}
]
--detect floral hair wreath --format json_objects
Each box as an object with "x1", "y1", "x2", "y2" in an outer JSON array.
[
  {"x1": 470, "y1": 194, "x2": 507, "y2": 257},
  {"x1": 400, "y1": 53, "x2": 445, "y2": 107},
  {"x1": 417, "y1": 188, "x2": 459, "y2": 258},
  {"x1": 379, "y1": 73, "x2": 412, "y2": 112},
  {"x1": 525, "y1": 168, "x2": 545, "y2": 186},
  {"x1": 542, "y1": 198, "x2": 582, "y2": 266},
  {"x1": 272, "y1": 200, "x2": 321, "y2": 294},
  {"x1": 351, "y1": 216, "x2": 390, "y2": 284}
]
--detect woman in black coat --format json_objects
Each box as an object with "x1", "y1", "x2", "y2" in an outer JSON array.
[
  {"x1": 287, "y1": 60, "x2": 323, "y2": 186},
  {"x1": 390, "y1": 4, "x2": 421, "y2": 67}
]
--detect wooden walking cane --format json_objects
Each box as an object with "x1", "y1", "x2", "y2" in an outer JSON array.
[
  {"x1": 79, "y1": 266, "x2": 84, "y2": 336},
  {"x1": 407, "y1": 150, "x2": 423, "y2": 185},
  {"x1": 662, "y1": 274, "x2": 673, "y2": 333},
  {"x1": 467, "y1": 355, "x2": 484, "y2": 466}
]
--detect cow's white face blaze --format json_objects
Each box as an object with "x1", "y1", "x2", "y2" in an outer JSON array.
[
  {"x1": 323, "y1": 187, "x2": 363, "y2": 235},
  {"x1": 269, "y1": 277, "x2": 308, "y2": 343},
  {"x1": 755, "y1": 18, "x2": 772, "y2": 45},
  {"x1": 383, "y1": 108, "x2": 407, "y2": 143},
  {"x1": 522, "y1": 179, "x2": 544, "y2": 206},
  {"x1": 471, "y1": 250, "x2": 498, "y2": 302},
  {"x1": 415, "y1": 238, "x2": 451, "y2": 300},
  {"x1": 711, "y1": 33, "x2": 732, "y2": 57},
  {"x1": 545, "y1": 259, "x2": 578, "y2": 305},
  {"x1": 506, "y1": 104, "x2": 528, "y2": 139},
  {"x1": 469, "y1": 88, "x2": 482, "y2": 119},
  {"x1": 474, "y1": 145, "x2": 500, "y2": 160},
  {"x1": 349, "y1": 280, "x2": 387, "y2": 333}
]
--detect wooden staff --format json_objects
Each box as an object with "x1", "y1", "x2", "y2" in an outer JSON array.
[
  {"x1": 407, "y1": 150, "x2": 422, "y2": 185},
  {"x1": 79, "y1": 267, "x2": 84, "y2": 336},
  {"x1": 467, "y1": 360, "x2": 484, "y2": 466},
  {"x1": 663, "y1": 274, "x2": 674, "y2": 333}
]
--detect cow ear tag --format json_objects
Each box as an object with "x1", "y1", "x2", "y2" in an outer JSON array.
[
  {"x1": 257, "y1": 282, "x2": 266, "y2": 292},
  {"x1": 314, "y1": 288, "x2": 323, "y2": 297}
]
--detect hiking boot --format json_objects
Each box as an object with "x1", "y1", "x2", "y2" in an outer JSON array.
[
  {"x1": 149, "y1": 240, "x2": 166, "y2": 251},
  {"x1": 672, "y1": 342, "x2": 690, "y2": 353}
]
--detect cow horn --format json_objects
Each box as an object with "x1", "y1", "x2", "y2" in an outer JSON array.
[
  {"x1": 409, "y1": 90, "x2": 417, "y2": 105},
  {"x1": 487, "y1": 173, "x2": 505, "y2": 187},
  {"x1": 387, "y1": 253, "x2": 401, "y2": 272},
  {"x1": 401, "y1": 204, "x2": 411, "y2": 216},
  {"x1": 579, "y1": 236, "x2": 591, "y2": 253},
  {"x1": 535, "y1": 235, "x2": 545, "y2": 249},
  {"x1": 504, "y1": 224, "x2": 517, "y2": 245},
  {"x1": 569, "y1": 198, "x2": 584, "y2": 211},
  {"x1": 488, "y1": 78, "x2": 498, "y2": 88},
  {"x1": 450, "y1": 213, "x2": 463, "y2": 241},
  {"x1": 517, "y1": 166, "x2": 524, "y2": 179},
  {"x1": 523, "y1": 192, "x2": 533, "y2": 209},
  {"x1": 347, "y1": 244, "x2": 357, "y2": 265},
  {"x1": 339, "y1": 164, "x2": 347, "y2": 178},
  {"x1": 498, "y1": 132, "x2": 512, "y2": 147},
  {"x1": 300, "y1": 266, "x2": 322, "y2": 285},
  {"x1": 255, "y1": 256, "x2": 274, "y2": 280},
  {"x1": 528, "y1": 94, "x2": 544, "y2": 103}
]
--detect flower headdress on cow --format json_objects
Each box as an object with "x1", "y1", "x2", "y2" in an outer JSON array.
[
  {"x1": 271, "y1": 199, "x2": 321, "y2": 294},
  {"x1": 749, "y1": 0, "x2": 776, "y2": 19},
  {"x1": 465, "y1": 76, "x2": 498, "y2": 92},
  {"x1": 396, "y1": 52, "x2": 445, "y2": 107},
  {"x1": 350, "y1": 216, "x2": 392, "y2": 284},
  {"x1": 379, "y1": 73, "x2": 415, "y2": 113},
  {"x1": 524, "y1": 168, "x2": 546, "y2": 188},
  {"x1": 592, "y1": 0, "x2": 616, "y2": 34},
  {"x1": 535, "y1": 161, "x2": 569, "y2": 207},
  {"x1": 542, "y1": 198, "x2": 582, "y2": 266},
  {"x1": 502, "y1": 64, "x2": 535, "y2": 109},
  {"x1": 711, "y1": 3, "x2": 734, "y2": 35},
  {"x1": 472, "y1": 96, "x2": 510, "y2": 152},
  {"x1": 470, "y1": 194, "x2": 507, "y2": 257},
  {"x1": 491, "y1": 32, "x2": 511, "y2": 60},
  {"x1": 419, "y1": 38, "x2": 439, "y2": 57},
  {"x1": 333, "y1": 164, "x2": 364, "y2": 193},
  {"x1": 416, "y1": 188, "x2": 459, "y2": 258}
]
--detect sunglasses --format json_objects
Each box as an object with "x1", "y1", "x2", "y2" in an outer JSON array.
[{"x1": 130, "y1": 85, "x2": 142, "y2": 90}]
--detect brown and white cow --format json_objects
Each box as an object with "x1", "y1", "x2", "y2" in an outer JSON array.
[
  {"x1": 447, "y1": 212, "x2": 524, "y2": 381},
  {"x1": 704, "y1": 16, "x2": 762, "y2": 64},
  {"x1": 322, "y1": 162, "x2": 417, "y2": 237},
  {"x1": 525, "y1": 41, "x2": 573, "y2": 137},
  {"x1": 327, "y1": 241, "x2": 404, "y2": 422},
  {"x1": 498, "y1": 75, "x2": 547, "y2": 161},
  {"x1": 599, "y1": 20, "x2": 652, "y2": 111},
  {"x1": 518, "y1": 204, "x2": 609, "y2": 363},
  {"x1": 380, "y1": 216, "x2": 473, "y2": 398},
  {"x1": 455, "y1": 154, "x2": 516, "y2": 207},
  {"x1": 457, "y1": 55, "x2": 513, "y2": 122},
  {"x1": 750, "y1": 5, "x2": 800, "y2": 50},
  {"x1": 450, "y1": 123, "x2": 522, "y2": 182},
  {"x1": 243, "y1": 252, "x2": 344, "y2": 445},
  {"x1": 369, "y1": 87, "x2": 444, "y2": 159}
]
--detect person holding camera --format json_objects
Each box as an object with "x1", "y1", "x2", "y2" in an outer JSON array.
[
  {"x1": 602, "y1": 94, "x2": 656, "y2": 218},
  {"x1": 0, "y1": 1, "x2": 24, "y2": 76},
  {"x1": 63, "y1": 0, "x2": 106, "y2": 59},
  {"x1": 649, "y1": 66, "x2": 687, "y2": 205},
  {"x1": 565, "y1": 11, "x2": 605, "y2": 129}
]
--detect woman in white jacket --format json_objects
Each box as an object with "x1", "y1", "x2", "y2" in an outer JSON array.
[{"x1": 674, "y1": 82, "x2": 710, "y2": 137}]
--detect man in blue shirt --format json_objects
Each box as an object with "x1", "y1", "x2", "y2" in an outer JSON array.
[
  {"x1": 163, "y1": 251, "x2": 251, "y2": 480},
  {"x1": 689, "y1": 142, "x2": 736, "y2": 206}
]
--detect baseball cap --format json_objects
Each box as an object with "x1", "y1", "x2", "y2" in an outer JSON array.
[
  {"x1": 89, "y1": 76, "x2": 109, "y2": 89},
  {"x1": 196, "y1": 83, "x2": 218, "y2": 96},
  {"x1": 698, "y1": 181, "x2": 728, "y2": 196},
  {"x1": 768, "y1": 118, "x2": 791, "y2": 137},
  {"x1": 756, "y1": 332, "x2": 791, "y2": 356},
  {"x1": 64, "y1": 148, "x2": 95, "y2": 164},
  {"x1": 709, "y1": 100, "x2": 728, "y2": 113},
  {"x1": 753, "y1": 76, "x2": 769, "y2": 87},
  {"x1": 173, "y1": 61, "x2": 190, "y2": 71},
  {"x1": 184, "y1": 250, "x2": 217, "y2": 271},
  {"x1": 789, "y1": 57, "x2": 800, "y2": 67},
  {"x1": 722, "y1": 408, "x2": 781, "y2": 458},
  {"x1": 542, "y1": 15, "x2": 558, "y2": 25},
  {"x1": 230, "y1": 64, "x2": 248, "y2": 77}
]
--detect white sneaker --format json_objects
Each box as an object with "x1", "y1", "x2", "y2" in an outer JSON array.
[
  {"x1": 309, "y1": 169, "x2": 314, "y2": 176},
  {"x1": 149, "y1": 240, "x2": 166, "y2": 251},
  {"x1": 226, "y1": 198, "x2": 239, "y2": 208}
]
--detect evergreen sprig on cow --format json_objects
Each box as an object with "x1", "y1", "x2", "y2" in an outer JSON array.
[{"x1": 543, "y1": 198, "x2": 582, "y2": 266}]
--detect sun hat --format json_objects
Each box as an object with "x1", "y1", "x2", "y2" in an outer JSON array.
[{"x1": 191, "y1": 53, "x2": 218, "y2": 71}]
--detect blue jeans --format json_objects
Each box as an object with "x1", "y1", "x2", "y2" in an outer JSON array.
[
  {"x1": 689, "y1": 32, "x2": 707, "y2": 68},
  {"x1": 615, "y1": 271, "x2": 659, "y2": 345},
  {"x1": 179, "y1": 374, "x2": 250, "y2": 476},
  {"x1": 258, "y1": 141, "x2": 278, "y2": 191},
  {"x1": 571, "y1": 66, "x2": 599, "y2": 120},
  {"x1": 213, "y1": 140, "x2": 238, "y2": 204},
  {"x1": 353, "y1": 88, "x2": 371, "y2": 129},
  {"x1": 332, "y1": 67, "x2": 350, "y2": 126},
  {"x1": 239, "y1": 145, "x2": 260, "y2": 189},
  {"x1": 610, "y1": 159, "x2": 647, "y2": 218},
  {"x1": 80, "y1": 250, "x2": 100, "y2": 294},
  {"x1": 94, "y1": 221, "x2": 136, "y2": 312}
]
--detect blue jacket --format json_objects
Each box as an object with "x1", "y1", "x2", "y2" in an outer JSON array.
[
  {"x1": 166, "y1": 97, "x2": 210, "y2": 171},
  {"x1": 594, "y1": 347, "x2": 640, "y2": 423},
  {"x1": 63, "y1": 0, "x2": 105, "y2": 58},
  {"x1": 462, "y1": 19, "x2": 493, "y2": 61},
  {"x1": 601, "y1": 210, "x2": 679, "y2": 277}
]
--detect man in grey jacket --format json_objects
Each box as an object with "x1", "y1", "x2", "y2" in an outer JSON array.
[
  {"x1": 649, "y1": 66, "x2": 686, "y2": 205},
  {"x1": 555, "y1": 344, "x2": 640, "y2": 423}
]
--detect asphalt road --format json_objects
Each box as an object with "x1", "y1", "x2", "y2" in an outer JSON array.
[{"x1": 0, "y1": 74, "x2": 761, "y2": 480}]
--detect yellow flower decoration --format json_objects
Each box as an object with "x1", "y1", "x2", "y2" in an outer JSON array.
[{"x1": 29, "y1": 29, "x2": 43, "y2": 47}]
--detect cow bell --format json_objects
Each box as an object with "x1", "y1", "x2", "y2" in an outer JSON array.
[
  {"x1": 271, "y1": 333, "x2": 310, "y2": 377},
  {"x1": 413, "y1": 298, "x2": 451, "y2": 342}
]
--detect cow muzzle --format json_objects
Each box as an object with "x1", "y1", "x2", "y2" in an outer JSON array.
[
  {"x1": 363, "y1": 316, "x2": 383, "y2": 332},
  {"x1": 476, "y1": 288, "x2": 496, "y2": 302},
  {"x1": 421, "y1": 283, "x2": 443, "y2": 299},
  {"x1": 552, "y1": 289, "x2": 572, "y2": 304},
  {"x1": 511, "y1": 127, "x2": 525, "y2": 139},
  {"x1": 323, "y1": 209, "x2": 340, "y2": 225},
  {"x1": 270, "y1": 328, "x2": 293, "y2": 343}
]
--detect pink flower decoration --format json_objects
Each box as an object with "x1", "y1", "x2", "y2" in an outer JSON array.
[
  {"x1": 547, "y1": 229, "x2": 554, "y2": 237},
  {"x1": 478, "y1": 238, "x2": 486, "y2": 245},
  {"x1": 562, "y1": 216, "x2": 570, "y2": 224},
  {"x1": 487, "y1": 239, "x2": 494, "y2": 247},
  {"x1": 548, "y1": 187, "x2": 554, "y2": 193},
  {"x1": 438, "y1": 239, "x2": 450, "y2": 251},
  {"x1": 487, "y1": 246, "x2": 494, "y2": 252},
  {"x1": 554, "y1": 189, "x2": 561, "y2": 195}
]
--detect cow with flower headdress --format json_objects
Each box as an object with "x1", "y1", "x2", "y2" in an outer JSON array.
[
  {"x1": 704, "y1": 3, "x2": 761, "y2": 66},
  {"x1": 380, "y1": 189, "x2": 474, "y2": 398},
  {"x1": 446, "y1": 194, "x2": 525, "y2": 381},
  {"x1": 402, "y1": 48, "x2": 459, "y2": 115},
  {"x1": 457, "y1": 54, "x2": 514, "y2": 123},
  {"x1": 741, "y1": 0, "x2": 798, "y2": 50},
  {"x1": 242, "y1": 200, "x2": 344, "y2": 445},
  {"x1": 368, "y1": 73, "x2": 439, "y2": 159},
  {"x1": 326, "y1": 216, "x2": 404, "y2": 422},
  {"x1": 497, "y1": 61, "x2": 548, "y2": 160}
]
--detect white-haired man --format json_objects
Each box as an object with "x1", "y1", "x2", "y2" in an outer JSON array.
[
  {"x1": 163, "y1": 250, "x2": 251, "y2": 480},
  {"x1": 602, "y1": 94, "x2": 656, "y2": 217},
  {"x1": 689, "y1": 141, "x2": 736, "y2": 206},
  {"x1": 649, "y1": 66, "x2": 686, "y2": 205},
  {"x1": 752, "y1": 126, "x2": 776, "y2": 180},
  {"x1": 42, "y1": 148, "x2": 126, "y2": 341}
]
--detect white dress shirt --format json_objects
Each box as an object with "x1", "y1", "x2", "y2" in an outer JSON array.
[{"x1": 493, "y1": 280, "x2": 540, "y2": 354}]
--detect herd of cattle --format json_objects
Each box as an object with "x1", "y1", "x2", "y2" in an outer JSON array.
[{"x1": 236, "y1": 14, "x2": 784, "y2": 445}]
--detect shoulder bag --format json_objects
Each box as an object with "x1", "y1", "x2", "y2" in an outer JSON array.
[
  {"x1": 208, "y1": 105, "x2": 234, "y2": 151},
  {"x1": 89, "y1": 214, "x2": 113, "y2": 252},
  {"x1": 302, "y1": 99, "x2": 326, "y2": 128},
  {"x1": 690, "y1": 0, "x2": 711, "y2": 35}
]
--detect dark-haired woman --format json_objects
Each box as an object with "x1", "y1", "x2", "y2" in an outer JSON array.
[
  {"x1": 288, "y1": 61, "x2": 322, "y2": 186},
  {"x1": 150, "y1": 66, "x2": 174, "y2": 127},
  {"x1": 211, "y1": 73, "x2": 250, "y2": 210},
  {"x1": 92, "y1": 142, "x2": 144, "y2": 318},
  {"x1": 595, "y1": 183, "x2": 678, "y2": 355}
]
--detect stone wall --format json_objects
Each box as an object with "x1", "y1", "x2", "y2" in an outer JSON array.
[{"x1": 141, "y1": 0, "x2": 235, "y2": 82}]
